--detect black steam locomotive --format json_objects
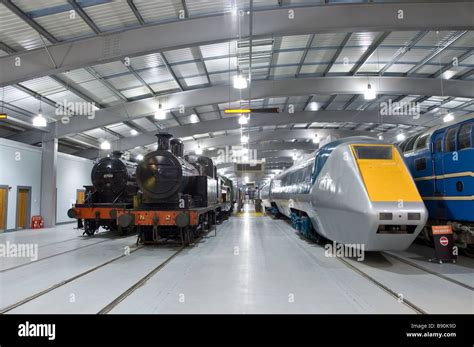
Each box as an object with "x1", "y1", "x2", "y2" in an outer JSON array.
[
  {"x1": 117, "y1": 133, "x2": 232, "y2": 245},
  {"x1": 68, "y1": 151, "x2": 137, "y2": 236}
]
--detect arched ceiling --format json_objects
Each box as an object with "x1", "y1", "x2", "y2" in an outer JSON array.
[{"x1": 0, "y1": 0, "x2": 473, "y2": 182}]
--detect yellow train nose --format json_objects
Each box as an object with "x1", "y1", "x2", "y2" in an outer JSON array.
[{"x1": 351, "y1": 144, "x2": 423, "y2": 203}]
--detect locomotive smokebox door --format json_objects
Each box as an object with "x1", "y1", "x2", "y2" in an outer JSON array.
[{"x1": 430, "y1": 225, "x2": 457, "y2": 263}]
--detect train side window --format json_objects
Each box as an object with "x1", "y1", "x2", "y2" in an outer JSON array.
[
  {"x1": 405, "y1": 135, "x2": 419, "y2": 152},
  {"x1": 414, "y1": 158, "x2": 427, "y2": 171},
  {"x1": 434, "y1": 137, "x2": 443, "y2": 153},
  {"x1": 458, "y1": 123, "x2": 473, "y2": 150},
  {"x1": 445, "y1": 127, "x2": 458, "y2": 152},
  {"x1": 414, "y1": 134, "x2": 429, "y2": 151}
]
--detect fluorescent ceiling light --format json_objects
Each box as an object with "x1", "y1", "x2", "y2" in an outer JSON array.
[
  {"x1": 364, "y1": 83, "x2": 376, "y2": 100},
  {"x1": 32, "y1": 114, "x2": 47, "y2": 127},
  {"x1": 238, "y1": 115, "x2": 248, "y2": 125},
  {"x1": 155, "y1": 104, "x2": 167, "y2": 120},
  {"x1": 136, "y1": 154, "x2": 144, "y2": 161},
  {"x1": 130, "y1": 129, "x2": 138, "y2": 136},
  {"x1": 100, "y1": 140, "x2": 111, "y2": 150},
  {"x1": 233, "y1": 75, "x2": 248, "y2": 89}
]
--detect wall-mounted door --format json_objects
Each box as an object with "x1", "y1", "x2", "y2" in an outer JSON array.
[
  {"x1": 16, "y1": 187, "x2": 31, "y2": 230},
  {"x1": 0, "y1": 186, "x2": 7, "y2": 232}
]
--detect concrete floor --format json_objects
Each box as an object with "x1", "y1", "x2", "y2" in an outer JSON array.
[{"x1": 0, "y1": 211, "x2": 473, "y2": 314}]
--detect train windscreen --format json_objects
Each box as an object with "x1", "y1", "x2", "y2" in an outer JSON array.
[{"x1": 353, "y1": 145, "x2": 393, "y2": 160}]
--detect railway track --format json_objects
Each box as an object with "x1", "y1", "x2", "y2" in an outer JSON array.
[
  {"x1": 270, "y1": 219, "x2": 429, "y2": 314},
  {"x1": 98, "y1": 245, "x2": 185, "y2": 314},
  {"x1": 334, "y1": 256, "x2": 426, "y2": 314},
  {"x1": 97, "y1": 225, "x2": 219, "y2": 314},
  {"x1": 1, "y1": 223, "x2": 219, "y2": 314},
  {"x1": 0, "y1": 238, "x2": 110, "y2": 274},
  {"x1": 382, "y1": 251, "x2": 473, "y2": 291},
  {"x1": 0, "y1": 241, "x2": 143, "y2": 314}
]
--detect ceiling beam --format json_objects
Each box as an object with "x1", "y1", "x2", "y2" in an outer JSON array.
[
  {"x1": 8, "y1": 76, "x2": 474, "y2": 145},
  {"x1": 112, "y1": 108, "x2": 415, "y2": 153},
  {"x1": 75, "y1": 128, "x2": 375, "y2": 159},
  {"x1": 1, "y1": 2, "x2": 473, "y2": 87}
]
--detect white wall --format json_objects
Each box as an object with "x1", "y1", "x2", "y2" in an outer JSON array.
[
  {"x1": 0, "y1": 138, "x2": 42, "y2": 230},
  {"x1": 56, "y1": 153, "x2": 93, "y2": 224},
  {"x1": 0, "y1": 138, "x2": 93, "y2": 230}
]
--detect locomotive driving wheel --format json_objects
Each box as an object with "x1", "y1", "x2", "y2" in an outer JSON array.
[{"x1": 83, "y1": 220, "x2": 98, "y2": 236}]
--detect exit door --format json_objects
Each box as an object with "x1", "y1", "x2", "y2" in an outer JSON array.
[
  {"x1": 16, "y1": 187, "x2": 31, "y2": 230},
  {"x1": 0, "y1": 186, "x2": 7, "y2": 232}
]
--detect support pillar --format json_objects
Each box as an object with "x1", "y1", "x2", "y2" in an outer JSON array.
[{"x1": 40, "y1": 137, "x2": 58, "y2": 228}]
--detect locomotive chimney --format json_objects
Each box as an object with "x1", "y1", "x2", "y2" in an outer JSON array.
[
  {"x1": 111, "y1": 151, "x2": 123, "y2": 159},
  {"x1": 170, "y1": 138, "x2": 184, "y2": 157},
  {"x1": 155, "y1": 133, "x2": 173, "y2": 151}
]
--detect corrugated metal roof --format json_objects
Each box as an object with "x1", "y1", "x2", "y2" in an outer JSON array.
[
  {"x1": 138, "y1": 67, "x2": 173, "y2": 85},
  {"x1": 164, "y1": 48, "x2": 196, "y2": 64},
  {"x1": 81, "y1": 1, "x2": 139, "y2": 32},
  {"x1": 107, "y1": 73, "x2": 142, "y2": 91},
  {"x1": 59, "y1": 69, "x2": 95, "y2": 84},
  {"x1": 205, "y1": 57, "x2": 237, "y2": 73},
  {"x1": 312, "y1": 32, "x2": 349, "y2": 47},
  {"x1": 274, "y1": 51, "x2": 304, "y2": 65},
  {"x1": 0, "y1": 3, "x2": 52, "y2": 50},
  {"x1": 150, "y1": 80, "x2": 180, "y2": 93},
  {"x1": 34, "y1": 10, "x2": 94, "y2": 40},
  {"x1": 200, "y1": 41, "x2": 236, "y2": 58},
  {"x1": 121, "y1": 86, "x2": 151, "y2": 99},
  {"x1": 92, "y1": 61, "x2": 129, "y2": 77},
  {"x1": 131, "y1": 53, "x2": 164, "y2": 70},
  {"x1": 172, "y1": 62, "x2": 204, "y2": 78},
  {"x1": 132, "y1": 0, "x2": 182, "y2": 23},
  {"x1": 277, "y1": 35, "x2": 311, "y2": 49},
  {"x1": 19, "y1": 76, "x2": 63, "y2": 95},
  {"x1": 78, "y1": 79, "x2": 122, "y2": 106}
]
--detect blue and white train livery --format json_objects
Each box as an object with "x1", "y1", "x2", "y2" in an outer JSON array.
[{"x1": 261, "y1": 136, "x2": 428, "y2": 251}]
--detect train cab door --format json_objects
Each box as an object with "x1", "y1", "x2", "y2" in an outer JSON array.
[{"x1": 432, "y1": 131, "x2": 445, "y2": 196}]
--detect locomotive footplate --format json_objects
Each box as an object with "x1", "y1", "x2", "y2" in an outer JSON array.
[
  {"x1": 68, "y1": 204, "x2": 131, "y2": 220},
  {"x1": 116, "y1": 203, "x2": 228, "y2": 229}
]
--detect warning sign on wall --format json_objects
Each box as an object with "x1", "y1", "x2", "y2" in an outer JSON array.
[{"x1": 431, "y1": 225, "x2": 456, "y2": 263}]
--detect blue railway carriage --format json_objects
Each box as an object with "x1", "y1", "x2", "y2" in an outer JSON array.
[{"x1": 400, "y1": 114, "x2": 474, "y2": 255}]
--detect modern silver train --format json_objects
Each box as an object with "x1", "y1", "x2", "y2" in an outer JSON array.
[{"x1": 260, "y1": 137, "x2": 428, "y2": 251}]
